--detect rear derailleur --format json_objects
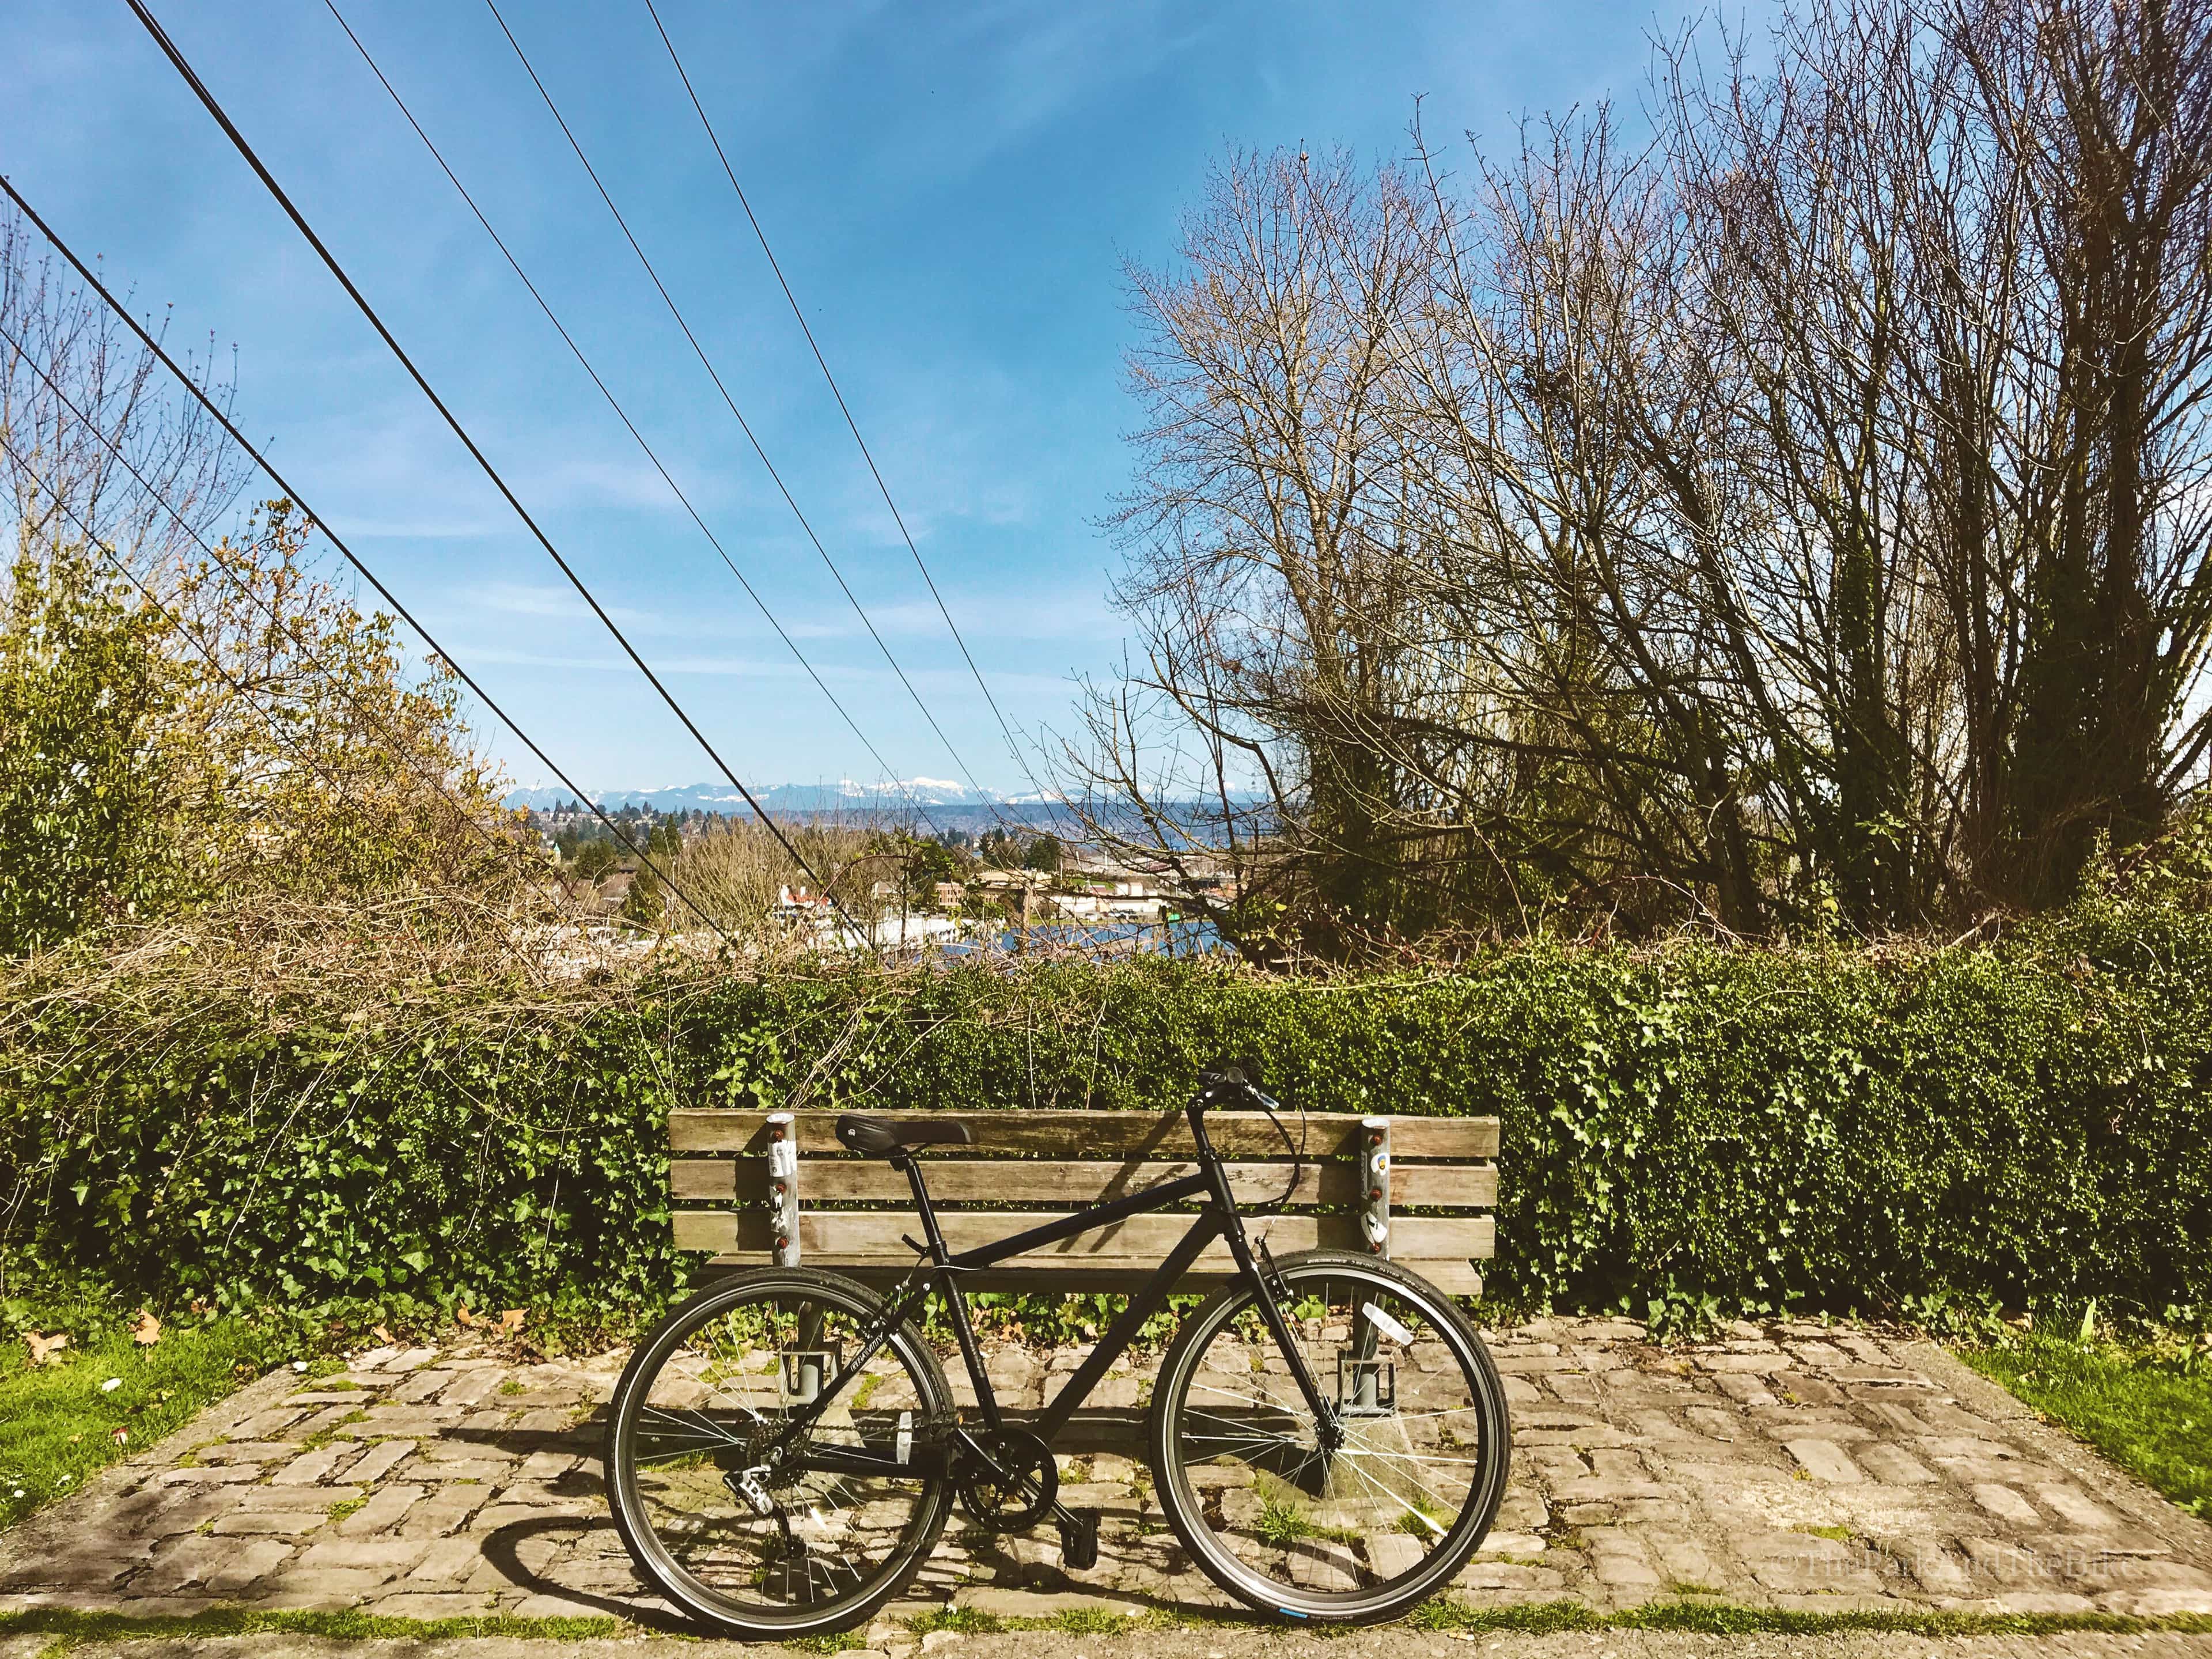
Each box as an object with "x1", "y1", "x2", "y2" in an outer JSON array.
[{"x1": 726, "y1": 1465, "x2": 807, "y2": 1565}]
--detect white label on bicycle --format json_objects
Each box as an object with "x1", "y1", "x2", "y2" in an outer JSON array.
[
  {"x1": 1361, "y1": 1302, "x2": 1415, "y2": 1347},
  {"x1": 896, "y1": 1411, "x2": 911, "y2": 1465}
]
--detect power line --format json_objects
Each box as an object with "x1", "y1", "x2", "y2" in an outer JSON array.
[
  {"x1": 318, "y1": 0, "x2": 950, "y2": 851},
  {"x1": 119, "y1": 0, "x2": 872, "y2": 950},
  {"x1": 0, "y1": 214, "x2": 720, "y2": 948},
  {"x1": 480, "y1": 0, "x2": 1005, "y2": 823},
  {"x1": 0, "y1": 172, "x2": 731, "y2": 946},
  {"x1": 0, "y1": 320, "x2": 536, "y2": 881},
  {"x1": 640, "y1": 0, "x2": 1056, "y2": 814}
]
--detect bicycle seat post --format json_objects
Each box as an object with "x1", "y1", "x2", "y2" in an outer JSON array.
[
  {"x1": 891, "y1": 1148, "x2": 949, "y2": 1264},
  {"x1": 893, "y1": 1145, "x2": 1003, "y2": 1433}
]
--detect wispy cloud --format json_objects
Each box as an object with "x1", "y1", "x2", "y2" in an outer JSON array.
[
  {"x1": 882, "y1": 1, "x2": 1218, "y2": 179},
  {"x1": 461, "y1": 647, "x2": 624, "y2": 671},
  {"x1": 794, "y1": 585, "x2": 1117, "y2": 643},
  {"x1": 464, "y1": 581, "x2": 666, "y2": 630},
  {"x1": 458, "y1": 642, "x2": 1073, "y2": 703},
  {"x1": 334, "y1": 515, "x2": 507, "y2": 539}
]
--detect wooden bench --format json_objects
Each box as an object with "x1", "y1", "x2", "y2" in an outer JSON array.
[{"x1": 669, "y1": 1108, "x2": 1497, "y2": 1295}]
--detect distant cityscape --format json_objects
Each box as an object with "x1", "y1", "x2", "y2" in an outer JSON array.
[{"x1": 509, "y1": 782, "x2": 1237, "y2": 953}]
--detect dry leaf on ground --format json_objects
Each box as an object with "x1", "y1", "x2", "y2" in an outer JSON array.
[
  {"x1": 501, "y1": 1309, "x2": 525, "y2": 1331},
  {"x1": 25, "y1": 1332, "x2": 69, "y2": 1365},
  {"x1": 132, "y1": 1312, "x2": 161, "y2": 1347},
  {"x1": 455, "y1": 1306, "x2": 476, "y2": 1328},
  {"x1": 372, "y1": 1324, "x2": 394, "y2": 1345}
]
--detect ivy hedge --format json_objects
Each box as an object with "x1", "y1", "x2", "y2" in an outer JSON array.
[{"x1": 4, "y1": 896, "x2": 2209, "y2": 1330}]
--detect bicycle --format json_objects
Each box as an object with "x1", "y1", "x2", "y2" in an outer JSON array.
[{"x1": 603, "y1": 1064, "x2": 1512, "y2": 1635}]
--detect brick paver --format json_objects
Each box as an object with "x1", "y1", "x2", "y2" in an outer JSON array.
[{"x1": 5, "y1": 1320, "x2": 2210, "y2": 1626}]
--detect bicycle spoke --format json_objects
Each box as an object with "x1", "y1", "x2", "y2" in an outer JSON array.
[
  {"x1": 1331, "y1": 1445, "x2": 1455, "y2": 1527},
  {"x1": 613, "y1": 1279, "x2": 949, "y2": 1630},
  {"x1": 1160, "y1": 1263, "x2": 1506, "y2": 1617},
  {"x1": 1385, "y1": 1405, "x2": 1490, "y2": 1421},
  {"x1": 635, "y1": 1404, "x2": 757, "y2": 1454},
  {"x1": 1188, "y1": 1379, "x2": 1306, "y2": 1413},
  {"x1": 1336, "y1": 1440, "x2": 1491, "y2": 1470}
]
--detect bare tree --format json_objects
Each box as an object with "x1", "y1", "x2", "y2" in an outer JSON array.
[
  {"x1": 1062, "y1": 0, "x2": 2212, "y2": 957},
  {"x1": 2, "y1": 209, "x2": 247, "y2": 582},
  {"x1": 1946, "y1": 0, "x2": 2212, "y2": 900}
]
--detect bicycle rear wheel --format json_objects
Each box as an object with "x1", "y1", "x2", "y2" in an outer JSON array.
[
  {"x1": 1147, "y1": 1249, "x2": 1510, "y2": 1623},
  {"x1": 604, "y1": 1270, "x2": 955, "y2": 1637}
]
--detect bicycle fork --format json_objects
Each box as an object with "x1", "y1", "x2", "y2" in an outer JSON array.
[{"x1": 1196, "y1": 1118, "x2": 1343, "y2": 1455}]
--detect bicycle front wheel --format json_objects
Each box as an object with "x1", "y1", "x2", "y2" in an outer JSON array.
[
  {"x1": 1148, "y1": 1249, "x2": 1510, "y2": 1623},
  {"x1": 604, "y1": 1269, "x2": 955, "y2": 1638}
]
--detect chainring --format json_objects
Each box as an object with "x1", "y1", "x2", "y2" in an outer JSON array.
[{"x1": 953, "y1": 1426, "x2": 1059, "y2": 1531}]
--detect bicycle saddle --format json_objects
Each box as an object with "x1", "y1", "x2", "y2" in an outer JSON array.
[{"x1": 834, "y1": 1112, "x2": 975, "y2": 1158}]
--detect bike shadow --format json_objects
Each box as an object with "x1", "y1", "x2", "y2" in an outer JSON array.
[{"x1": 475, "y1": 1514, "x2": 688, "y2": 1630}]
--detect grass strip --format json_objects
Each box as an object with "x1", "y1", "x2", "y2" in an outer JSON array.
[
  {"x1": 6, "y1": 1597, "x2": 2212, "y2": 1648},
  {"x1": 0, "y1": 1607, "x2": 627, "y2": 1644},
  {"x1": 902, "y1": 1604, "x2": 1181, "y2": 1637},
  {"x1": 0, "y1": 1316, "x2": 302, "y2": 1531},
  {"x1": 1410, "y1": 1599, "x2": 2212, "y2": 1637},
  {"x1": 1961, "y1": 1334, "x2": 2212, "y2": 1518}
]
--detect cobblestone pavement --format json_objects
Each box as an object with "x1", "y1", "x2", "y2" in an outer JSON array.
[{"x1": 3, "y1": 1319, "x2": 2210, "y2": 1631}]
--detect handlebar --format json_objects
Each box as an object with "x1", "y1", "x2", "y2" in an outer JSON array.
[
  {"x1": 1194, "y1": 1061, "x2": 1279, "y2": 1113},
  {"x1": 1193, "y1": 1067, "x2": 1245, "y2": 1112},
  {"x1": 1192, "y1": 1061, "x2": 1302, "y2": 1207}
]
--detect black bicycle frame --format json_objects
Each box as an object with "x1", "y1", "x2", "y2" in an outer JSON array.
[{"x1": 771, "y1": 1097, "x2": 1336, "y2": 1483}]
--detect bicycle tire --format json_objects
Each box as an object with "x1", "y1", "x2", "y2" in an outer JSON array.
[
  {"x1": 1146, "y1": 1249, "x2": 1510, "y2": 1623},
  {"x1": 604, "y1": 1268, "x2": 955, "y2": 1637}
]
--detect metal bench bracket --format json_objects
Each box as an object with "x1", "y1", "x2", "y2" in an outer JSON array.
[{"x1": 767, "y1": 1111, "x2": 800, "y2": 1267}]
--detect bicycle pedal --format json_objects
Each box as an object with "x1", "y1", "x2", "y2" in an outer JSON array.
[{"x1": 1056, "y1": 1506, "x2": 1100, "y2": 1571}]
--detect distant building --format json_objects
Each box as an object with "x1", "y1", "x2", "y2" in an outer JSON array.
[
  {"x1": 972, "y1": 868, "x2": 1047, "y2": 893},
  {"x1": 585, "y1": 871, "x2": 633, "y2": 911},
  {"x1": 774, "y1": 884, "x2": 835, "y2": 918}
]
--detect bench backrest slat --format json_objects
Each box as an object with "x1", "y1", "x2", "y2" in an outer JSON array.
[
  {"x1": 672, "y1": 1208, "x2": 1491, "y2": 1263},
  {"x1": 669, "y1": 1108, "x2": 1498, "y2": 1161},
  {"x1": 667, "y1": 1107, "x2": 1498, "y2": 1296},
  {"x1": 671, "y1": 1156, "x2": 1496, "y2": 1209}
]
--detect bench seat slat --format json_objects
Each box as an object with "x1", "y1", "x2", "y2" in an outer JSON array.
[
  {"x1": 673, "y1": 1208, "x2": 1493, "y2": 1261},
  {"x1": 669, "y1": 1157, "x2": 1495, "y2": 1209},
  {"x1": 669, "y1": 1109, "x2": 1498, "y2": 1161}
]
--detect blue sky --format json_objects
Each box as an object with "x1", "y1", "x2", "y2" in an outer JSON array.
[{"x1": 5, "y1": 0, "x2": 1768, "y2": 796}]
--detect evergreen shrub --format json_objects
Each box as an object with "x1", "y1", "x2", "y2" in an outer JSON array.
[{"x1": 4, "y1": 897, "x2": 2207, "y2": 1329}]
